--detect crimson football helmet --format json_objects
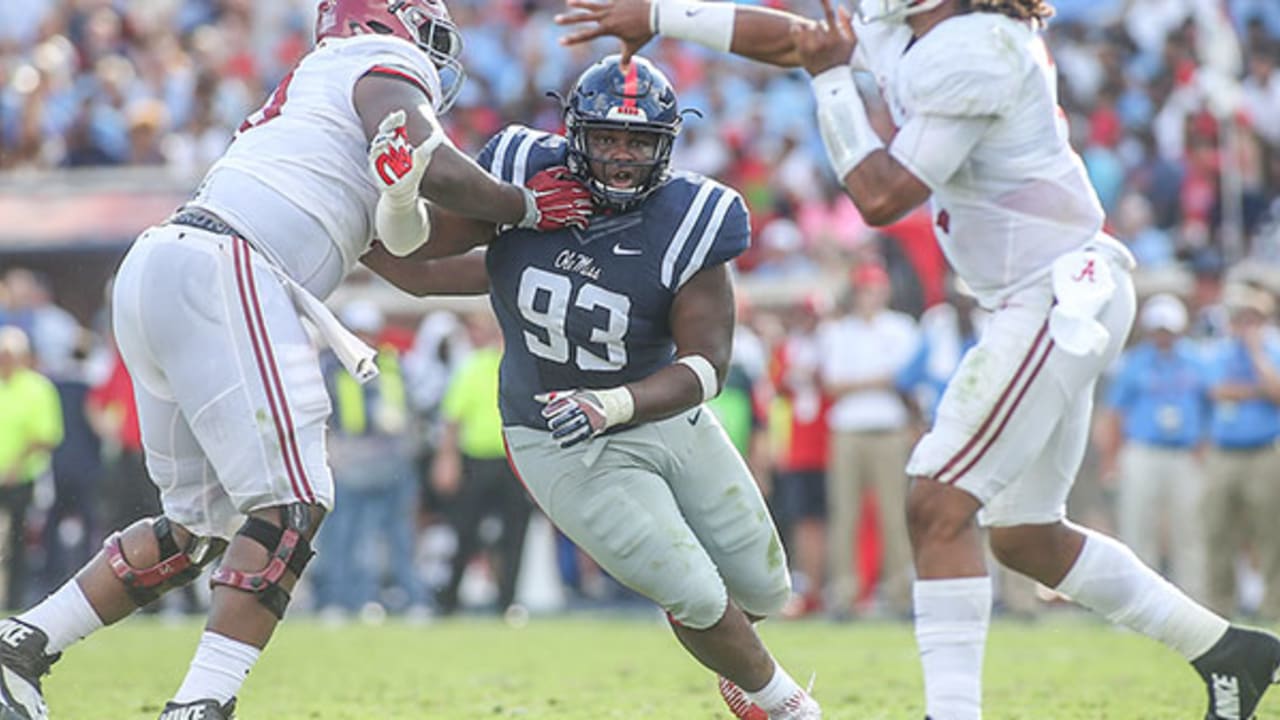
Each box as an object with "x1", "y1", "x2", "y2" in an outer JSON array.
[
  {"x1": 315, "y1": 0, "x2": 465, "y2": 112},
  {"x1": 854, "y1": 0, "x2": 946, "y2": 23}
]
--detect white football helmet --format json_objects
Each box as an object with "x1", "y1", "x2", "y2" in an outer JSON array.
[{"x1": 854, "y1": 0, "x2": 947, "y2": 23}]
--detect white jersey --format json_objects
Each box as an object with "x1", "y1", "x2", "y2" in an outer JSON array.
[
  {"x1": 191, "y1": 35, "x2": 443, "y2": 299},
  {"x1": 854, "y1": 13, "x2": 1106, "y2": 308}
]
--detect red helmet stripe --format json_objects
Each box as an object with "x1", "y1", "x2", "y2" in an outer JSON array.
[{"x1": 622, "y1": 59, "x2": 639, "y2": 109}]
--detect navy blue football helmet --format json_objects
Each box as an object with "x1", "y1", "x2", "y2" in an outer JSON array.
[{"x1": 563, "y1": 55, "x2": 681, "y2": 212}]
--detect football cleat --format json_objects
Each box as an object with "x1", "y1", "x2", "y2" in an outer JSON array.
[
  {"x1": 0, "y1": 619, "x2": 59, "y2": 720},
  {"x1": 717, "y1": 675, "x2": 821, "y2": 720},
  {"x1": 718, "y1": 676, "x2": 768, "y2": 720},
  {"x1": 157, "y1": 697, "x2": 236, "y2": 720},
  {"x1": 1192, "y1": 626, "x2": 1280, "y2": 720}
]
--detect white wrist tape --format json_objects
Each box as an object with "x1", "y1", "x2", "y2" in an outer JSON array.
[
  {"x1": 812, "y1": 66, "x2": 883, "y2": 180},
  {"x1": 375, "y1": 196, "x2": 431, "y2": 256},
  {"x1": 676, "y1": 354, "x2": 719, "y2": 402},
  {"x1": 518, "y1": 186, "x2": 540, "y2": 229},
  {"x1": 592, "y1": 386, "x2": 636, "y2": 429},
  {"x1": 651, "y1": 0, "x2": 734, "y2": 53}
]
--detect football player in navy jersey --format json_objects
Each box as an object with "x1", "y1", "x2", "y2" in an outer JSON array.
[{"x1": 365, "y1": 54, "x2": 821, "y2": 720}]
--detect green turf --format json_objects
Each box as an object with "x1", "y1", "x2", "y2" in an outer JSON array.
[{"x1": 41, "y1": 613, "x2": 1266, "y2": 719}]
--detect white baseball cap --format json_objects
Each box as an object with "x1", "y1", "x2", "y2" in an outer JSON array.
[
  {"x1": 1140, "y1": 293, "x2": 1187, "y2": 333},
  {"x1": 340, "y1": 300, "x2": 384, "y2": 335}
]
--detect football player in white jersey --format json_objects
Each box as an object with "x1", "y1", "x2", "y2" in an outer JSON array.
[
  {"x1": 0, "y1": 2, "x2": 591, "y2": 719},
  {"x1": 558, "y1": 0, "x2": 1280, "y2": 719}
]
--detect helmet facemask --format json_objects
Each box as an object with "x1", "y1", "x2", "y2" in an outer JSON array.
[
  {"x1": 566, "y1": 117, "x2": 679, "y2": 212},
  {"x1": 387, "y1": 0, "x2": 465, "y2": 112}
]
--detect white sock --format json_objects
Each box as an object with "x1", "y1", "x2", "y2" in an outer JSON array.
[
  {"x1": 1054, "y1": 525, "x2": 1228, "y2": 660},
  {"x1": 745, "y1": 662, "x2": 804, "y2": 715},
  {"x1": 172, "y1": 631, "x2": 261, "y2": 704},
  {"x1": 18, "y1": 581, "x2": 104, "y2": 655},
  {"x1": 914, "y1": 576, "x2": 991, "y2": 720}
]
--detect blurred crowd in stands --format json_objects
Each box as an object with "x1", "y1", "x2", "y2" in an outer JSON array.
[{"x1": 2, "y1": 0, "x2": 1280, "y2": 623}]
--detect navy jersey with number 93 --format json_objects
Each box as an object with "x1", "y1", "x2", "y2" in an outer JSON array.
[{"x1": 477, "y1": 125, "x2": 750, "y2": 429}]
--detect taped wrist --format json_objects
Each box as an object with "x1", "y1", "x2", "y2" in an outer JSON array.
[
  {"x1": 517, "y1": 186, "x2": 540, "y2": 229},
  {"x1": 651, "y1": 0, "x2": 734, "y2": 53},
  {"x1": 812, "y1": 66, "x2": 883, "y2": 179},
  {"x1": 375, "y1": 196, "x2": 431, "y2": 256},
  {"x1": 592, "y1": 386, "x2": 636, "y2": 429},
  {"x1": 676, "y1": 354, "x2": 719, "y2": 402}
]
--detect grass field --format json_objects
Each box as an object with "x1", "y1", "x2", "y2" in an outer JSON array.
[{"x1": 40, "y1": 612, "x2": 1275, "y2": 719}]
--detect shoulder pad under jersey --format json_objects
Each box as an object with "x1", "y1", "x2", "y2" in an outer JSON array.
[
  {"x1": 653, "y1": 171, "x2": 750, "y2": 290},
  {"x1": 898, "y1": 13, "x2": 1034, "y2": 117},
  {"x1": 476, "y1": 124, "x2": 569, "y2": 186}
]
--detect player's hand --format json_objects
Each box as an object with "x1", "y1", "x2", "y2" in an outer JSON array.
[
  {"x1": 519, "y1": 166, "x2": 594, "y2": 231},
  {"x1": 535, "y1": 390, "x2": 609, "y2": 448},
  {"x1": 791, "y1": 0, "x2": 858, "y2": 77},
  {"x1": 556, "y1": 0, "x2": 655, "y2": 65},
  {"x1": 368, "y1": 110, "x2": 444, "y2": 206}
]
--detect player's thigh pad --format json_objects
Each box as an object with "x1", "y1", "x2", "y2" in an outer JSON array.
[
  {"x1": 504, "y1": 423, "x2": 729, "y2": 629},
  {"x1": 661, "y1": 409, "x2": 791, "y2": 617},
  {"x1": 907, "y1": 274, "x2": 1134, "y2": 513},
  {"x1": 113, "y1": 227, "x2": 334, "y2": 535}
]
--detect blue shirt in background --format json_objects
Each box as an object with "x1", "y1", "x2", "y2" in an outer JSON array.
[
  {"x1": 1203, "y1": 336, "x2": 1280, "y2": 448},
  {"x1": 1104, "y1": 339, "x2": 1207, "y2": 448}
]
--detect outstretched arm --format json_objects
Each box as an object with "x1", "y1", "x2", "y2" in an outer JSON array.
[
  {"x1": 556, "y1": 0, "x2": 816, "y2": 67},
  {"x1": 359, "y1": 206, "x2": 494, "y2": 296},
  {"x1": 354, "y1": 75, "x2": 592, "y2": 256},
  {"x1": 361, "y1": 246, "x2": 490, "y2": 297}
]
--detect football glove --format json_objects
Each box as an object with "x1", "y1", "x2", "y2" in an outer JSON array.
[
  {"x1": 518, "y1": 166, "x2": 594, "y2": 232},
  {"x1": 535, "y1": 387, "x2": 634, "y2": 448},
  {"x1": 368, "y1": 109, "x2": 445, "y2": 208}
]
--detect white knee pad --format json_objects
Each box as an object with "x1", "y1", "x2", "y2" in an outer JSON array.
[{"x1": 668, "y1": 578, "x2": 730, "y2": 630}]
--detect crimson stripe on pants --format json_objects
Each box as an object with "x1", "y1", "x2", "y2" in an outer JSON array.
[
  {"x1": 941, "y1": 336, "x2": 1056, "y2": 485},
  {"x1": 232, "y1": 238, "x2": 313, "y2": 504},
  {"x1": 931, "y1": 320, "x2": 1050, "y2": 484}
]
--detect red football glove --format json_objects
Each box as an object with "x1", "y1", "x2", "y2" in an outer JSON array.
[{"x1": 518, "y1": 166, "x2": 593, "y2": 231}]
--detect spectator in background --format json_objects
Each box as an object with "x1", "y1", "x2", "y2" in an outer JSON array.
[
  {"x1": 2, "y1": 269, "x2": 80, "y2": 379},
  {"x1": 818, "y1": 263, "x2": 920, "y2": 619},
  {"x1": 0, "y1": 326, "x2": 63, "y2": 610},
  {"x1": 771, "y1": 293, "x2": 832, "y2": 619},
  {"x1": 708, "y1": 295, "x2": 771, "y2": 486},
  {"x1": 1202, "y1": 283, "x2": 1280, "y2": 620},
  {"x1": 1097, "y1": 294, "x2": 1208, "y2": 600},
  {"x1": 87, "y1": 343, "x2": 153, "y2": 541},
  {"x1": 313, "y1": 301, "x2": 425, "y2": 618},
  {"x1": 43, "y1": 328, "x2": 104, "y2": 593},
  {"x1": 433, "y1": 311, "x2": 531, "y2": 617},
  {"x1": 751, "y1": 218, "x2": 819, "y2": 279},
  {"x1": 902, "y1": 276, "x2": 988, "y2": 425}
]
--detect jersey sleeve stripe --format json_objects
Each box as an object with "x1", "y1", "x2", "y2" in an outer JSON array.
[
  {"x1": 661, "y1": 182, "x2": 717, "y2": 289},
  {"x1": 510, "y1": 130, "x2": 541, "y2": 186},
  {"x1": 676, "y1": 189, "x2": 737, "y2": 289},
  {"x1": 365, "y1": 65, "x2": 432, "y2": 98},
  {"x1": 487, "y1": 126, "x2": 523, "y2": 181}
]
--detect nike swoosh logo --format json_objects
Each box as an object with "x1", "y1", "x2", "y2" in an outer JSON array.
[
  {"x1": 688, "y1": 408, "x2": 702, "y2": 425},
  {"x1": 685, "y1": 6, "x2": 703, "y2": 16},
  {"x1": 612, "y1": 243, "x2": 642, "y2": 256}
]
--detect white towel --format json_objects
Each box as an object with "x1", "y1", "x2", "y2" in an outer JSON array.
[
  {"x1": 1048, "y1": 248, "x2": 1117, "y2": 356},
  {"x1": 270, "y1": 268, "x2": 380, "y2": 384}
]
